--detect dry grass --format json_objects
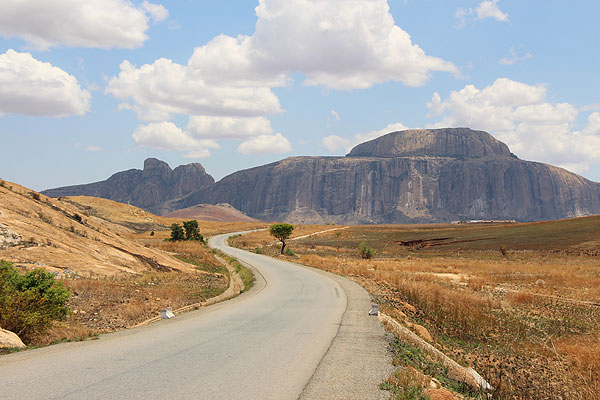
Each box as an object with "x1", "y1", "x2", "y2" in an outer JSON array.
[{"x1": 233, "y1": 220, "x2": 600, "y2": 400}]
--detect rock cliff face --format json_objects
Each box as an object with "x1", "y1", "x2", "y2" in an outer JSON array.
[
  {"x1": 42, "y1": 158, "x2": 214, "y2": 214},
  {"x1": 43, "y1": 128, "x2": 600, "y2": 223},
  {"x1": 173, "y1": 128, "x2": 600, "y2": 223}
]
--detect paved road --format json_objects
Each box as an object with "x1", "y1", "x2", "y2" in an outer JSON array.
[{"x1": 0, "y1": 233, "x2": 349, "y2": 399}]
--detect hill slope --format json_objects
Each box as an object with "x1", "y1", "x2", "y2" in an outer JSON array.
[
  {"x1": 0, "y1": 181, "x2": 197, "y2": 276},
  {"x1": 163, "y1": 203, "x2": 260, "y2": 222}
]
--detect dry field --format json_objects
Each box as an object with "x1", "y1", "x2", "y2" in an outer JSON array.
[{"x1": 231, "y1": 217, "x2": 600, "y2": 400}]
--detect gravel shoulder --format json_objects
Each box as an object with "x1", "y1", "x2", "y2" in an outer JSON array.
[{"x1": 298, "y1": 265, "x2": 394, "y2": 400}]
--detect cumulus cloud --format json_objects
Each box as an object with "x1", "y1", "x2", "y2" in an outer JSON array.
[
  {"x1": 456, "y1": 0, "x2": 509, "y2": 26},
  {"x1": 0, "y1": 0, "x2": 167, "y2": 50},
  {"x1": 322, "y1": 122, "x2": 408, "y2": 153},
  {"x1": 0, "y1": 49, "x2": 90, "y2": 117},
  {"x1": 427, "y1": 78, "x2": 600, "y2": 173},
  {"x1": 107, "y1": 0, "x2": 454, "y2": 158},
  {"x1": 106, "y1": 59, "x2": 282, "y2": 122},
  {"x1": 132, "y1": 122, "x2": 219, "y2": 159},
  {"x1": 189, "y1": 0, "x2": 457, "y2": 90},
  {"x1": 237, "y1": 133, "x2": 292, "y2": 155}
]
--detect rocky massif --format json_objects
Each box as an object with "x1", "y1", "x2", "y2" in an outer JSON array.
[
  {"x1": 42, "y1": 158, "x2": 214, "y2": 215},
  {"x1": 43, "y1": 128, "x2": 600, "y2": 223}
]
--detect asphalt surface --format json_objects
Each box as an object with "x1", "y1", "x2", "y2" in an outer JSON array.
[{"x1": 0, "y1": 232, "x2": 391, "y2": 399}]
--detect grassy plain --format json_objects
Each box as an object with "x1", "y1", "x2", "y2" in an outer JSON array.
[{"x1": 231, "y1": 217, "x2": 600, "y2": 399}]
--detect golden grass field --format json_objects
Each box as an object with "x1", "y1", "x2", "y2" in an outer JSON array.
[{"x1": 231, "y1": 218, "x2": 600, "y2": 400}]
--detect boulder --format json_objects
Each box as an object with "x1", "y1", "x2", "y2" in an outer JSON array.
[{"x1": 0, "y1": 328, "x2": 26, "y2": 348}]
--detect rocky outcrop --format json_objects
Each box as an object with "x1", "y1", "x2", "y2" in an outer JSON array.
[
  {"x1": 42, "y1": 158, "x2": 214, "y2": 215},
  {"x1": 171, "y1": 128, "x2": 600, "y2": 223}
]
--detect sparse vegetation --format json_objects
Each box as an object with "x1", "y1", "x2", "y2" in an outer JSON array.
[{"x1": 0, "y1": 260, "x2": 70, "y2": 344}]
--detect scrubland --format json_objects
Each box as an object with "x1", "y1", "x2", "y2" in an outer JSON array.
[{"x1": 231, "y1": 217, "x2": 600, "y2": 399}]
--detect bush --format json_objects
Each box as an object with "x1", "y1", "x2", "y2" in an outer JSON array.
[
  {"x1": 0, "y1": 260, "x2": 70, "y2": 343},
  {"x1": 359, "y1": 242, "x2": 374, "y2": 259},
  {"x1": 183, "y1": 220, "x2": 203, "y2": 241},
  {"x1": 284, "y1": 248, "x2": 296, "y2": 257},
  {"x1": 169, "y1": 223, "x2": 185, "y2": 241}
]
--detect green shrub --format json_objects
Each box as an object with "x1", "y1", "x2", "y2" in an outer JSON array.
[
  {"x1": 183, "y1": 220, "x2": 203, "y2": 241},
  {"x1": 169, "y1": 223, "x2": 185, "y2": 241},
  {"x1": 284, "y1": 248, "x2": 296, "y2": 257},
  {"x1": 0, "y1": 260, "x2": 70, "y2": 343},
  {"x1": 359, "y1": 242, "x2": 374, "y2": 259}
]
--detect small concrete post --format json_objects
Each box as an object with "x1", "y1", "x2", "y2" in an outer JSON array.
[
  {"x1": 368, "y1": 304, "x2": 379, "y2": 316},
  {"x1": 160, "y1": 307, "x2": 175, "y2": 319}
]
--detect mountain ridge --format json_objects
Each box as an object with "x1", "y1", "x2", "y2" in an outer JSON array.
[{"x1": 42, "y1": 128, "x2": 600, "y2": 223}]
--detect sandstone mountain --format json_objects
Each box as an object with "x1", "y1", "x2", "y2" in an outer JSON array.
[
  {"x1": 171, "y1": 128, "x2": 600, "y2": 223},
  {"x1": 43, "y1": 128, "x2": 600, "y2": 223},
  {"x1": 42, "y1": 158, "x2": 214, "y2": 215}
]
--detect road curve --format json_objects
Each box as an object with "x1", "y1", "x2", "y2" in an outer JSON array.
[{"x1": 0, "y1": 233, "x2": 348, "y2": 399}]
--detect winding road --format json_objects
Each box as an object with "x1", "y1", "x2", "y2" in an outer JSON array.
[{"x1": 0, "y1": 232, "x2": 391, "y2": 399}]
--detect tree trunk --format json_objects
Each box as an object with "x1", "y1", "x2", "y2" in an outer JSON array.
[{"x1": 280, "y1": 240, "x2": 286, "y2": 254}]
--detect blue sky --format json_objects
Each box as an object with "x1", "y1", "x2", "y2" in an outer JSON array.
[{"x1": 1, "y1": 0, "x2": 599, "y2": 191}]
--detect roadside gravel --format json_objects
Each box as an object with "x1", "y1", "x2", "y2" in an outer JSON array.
[{"x1": 299, "y1": 266, "x2": 394, "y2": 400}]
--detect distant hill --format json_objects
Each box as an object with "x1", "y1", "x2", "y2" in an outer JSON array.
[
  {"x1": 42, "y1": 128, "x2": 600, "y2": 224},
  {"x1": 163, "y1": 203, "x2": 260, "y2": 222},
  {"x1": 0, "y1": 181, "x2": 197, "y2": 276}
]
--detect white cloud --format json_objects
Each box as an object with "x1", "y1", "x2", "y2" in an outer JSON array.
[
  {"x1": 141, "y1": 1, "x2": 168, "y2": 23},
  {"x1": 0, "y1": 49, "x2": 90, "y2": 117},
  {"x1": 456, "y1": 0, "x2": 509, "y2": 26},
  {"x1": 237, "y1": 133, "x2": 292, "y2": 155},
  {"x1": 132, "y1": 122, "x2": 218, "y2": 159},
  {"x1": 476, "y1": 0, "x2": 509, "y2": 21},
  {"x1": 0, "y1": 0, "x2": 167, "y2": 50},
  {"x1": 85, "y1": 145, "x2": 102, "y2": 152},
  {"x1": 189, "y1": 0, "x2": 457, "y2": 90},
  {"x1": 427, "y1": 78, "x2": 600, "y2": 173},
  {"x1": 106, "y1": 59, "x2": 282, "y2": 122},
  {"x1": 322, "y1": 122, "x2": 408, "y2": 153},
  {"x1": 108, "y1": 0, "x2": 455, "y2": 158},
  {"x1": 500, "y1": 48, "x2": 533, "y2": 65},
  {"x1": 187, "y1": 116, "x2": 274, "y2": 139},
  {"x1": 330, "y1": 110, "x2": 340, "y2": 121}
]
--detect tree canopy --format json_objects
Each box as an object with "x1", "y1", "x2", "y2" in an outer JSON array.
[{"x1": 269, "y1": 223, "x2": 294, "y2": 254}]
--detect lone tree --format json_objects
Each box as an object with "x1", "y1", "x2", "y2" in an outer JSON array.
[
  {"x1": 183, "y1": 220, "x2": 203, "y2": 241},
  {"x1": 269, "y1": 223, "x2": 294, "y2": 254},
  {"x1": 169, "y1": 223, "x2": 185, "y2": 241}
]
